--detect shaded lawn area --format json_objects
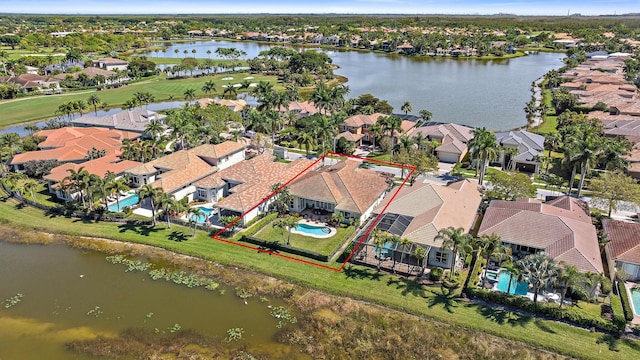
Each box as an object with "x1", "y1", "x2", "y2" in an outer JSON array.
[
  {"x1": 254, "y1": 221, "x2": 354, "y2": 256},
  {"x1": 34, "y1": 183, "x2": 64, "y2": 208},
  {"x1": 0, "y1": 72, "x2": 281, "y2": 127},
  {"x1": 1, "y1": 188, "x2": 640, "y2": 359}
]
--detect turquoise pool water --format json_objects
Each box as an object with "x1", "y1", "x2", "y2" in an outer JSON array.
[
  {"x1": 108, "y1": 194, "x2": 139, "y2": 212},
  {"x1": 496, "y1": 271, "x2": 529, "y2": 296},
  {"x1": 295, "y1": 223, "x2": 332, "y2": 236},
  {"x1": 631, "y1": 288, "x2": 640, "y2": 316},
  {"x1": 374, "y1": 241, "x2": 394, "y2": 258},
  {"x1": 190, "y1": 207, "x2": 214, "y2": 223}
]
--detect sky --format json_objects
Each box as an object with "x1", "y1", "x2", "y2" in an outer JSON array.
[{"x1": 0, "y1": 0, "x2": 638, "y2": 16}]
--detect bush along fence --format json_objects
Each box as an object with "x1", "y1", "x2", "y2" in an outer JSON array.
[
  {"x1": 1, "y1": 182, "x2": 153, "y2": 226},
  {"x1": 239, "y1": 235, "x2": 329, "y2": 262},
  {"x1": 463, "y1": 254, "x2": 626, "y2": 333},
  {"x1": 616, "y1": 279, "x2": 635, "y2": 322}
]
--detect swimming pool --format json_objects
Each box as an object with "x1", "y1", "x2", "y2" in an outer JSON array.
[
  {"x1": 190, "y1": 206, "x2": 214, "y2": 223},
  {"x1": 631, "y1": 288, "x2": 640, "y2": 316},
  {"x1": 295, "y1": 223, "x2": 332, "y2": 236},
  {"x1": 374, "y1": 241, "x2": 394, "y2": 258},
  {"x1": 496, "y1": 271, "x2": 529, "y2": 296},
  {"x1": 108, "y1": 194, "x2": 139, "y2": 212}
]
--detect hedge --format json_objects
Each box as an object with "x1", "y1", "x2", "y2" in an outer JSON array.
[
  {"x1": 241, "y1": 213, "x2": 278, "y2": 238},
  {"x1": 467, "y1": 287, "x2": 621, "y2": 332},
  {"x1": 616, "y1": 280, "x2": 634, "y2": 322},
  {"x1": 239, "y1": 235, "x2": 329, "y2": 262},
  {"x1": 463, "y1": 252, "x2": 484, "y2": 291},
  {"x1": 610, "y1": 294, "x2": 628, "y2": 331}
]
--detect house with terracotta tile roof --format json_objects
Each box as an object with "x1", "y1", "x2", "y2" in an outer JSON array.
[
  {"x1": 279, "y1": 101, "x2": 323, "y2": 118},
  {"x1": 72, "y1": 110, "x2": 167, "y2": 134},
  {"x1": 10, "y1": 127, "x2": 139, "y2": 173},
  {"x1": 44, "y1": 154, "x2": 141, "y2": 201},
  {"x1": 125, "y1": 141, "x2": 246, "y2": 201},
  {"x1": 287, "y1": 159, "x2": 391, "y2": 225},
  {"x1": 478, "y1": 197, "x2": 603, "y2": 274},
  {"x1": 337, "y1": 113, "x2": 416, "y2": 147},
  {"x1": 194, "y1": 153, "x2": 317, "y2": 224},
  {"x1": 494, "y1": 130, "x2": 545, "y2": 173},
  {"x1": 363, "y1": 179, "x2": 482, "y2": 270},
  {"x1": 603, "y1": 219, "x2": 640, "y2": 281},
  {"x1": 0, "y1": 73, "x2": 60, "y2": 94},
  {"x1": 411, "y1": 123, "x2": 475, "y2": 163}
]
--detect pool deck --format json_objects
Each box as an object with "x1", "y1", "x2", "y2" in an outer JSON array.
[{"x1": 624, "y1": 281, "x2": 640, "y2": 325}]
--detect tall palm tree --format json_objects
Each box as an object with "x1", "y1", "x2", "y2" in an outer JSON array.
[
  {"x1": 183, "y1": 88, "x2": 197, "y2": 102},
  {"x1": 477, "y1": 233, "x2": 511, "y2": 286},
  {"x1": 468, "y1": 127, "x2": 499, "y2": 186},
  {"x1": 419, "y1": 109, "x2": 433, "y2": 126},
  {"x1": 372, "y1": 229, "x2": 388, "y2": 272},
  {"x1": 157, "y1": 191, "x2": 177, "y2": 228},
  {"x1": 434, "y1": 226, "x2": 473, "y2": 281},
  {"x1": 556, "y1": 263, "x2": 582, "y2": 309},
  {"x1": 65, "y1": 167, "x2": 90, "y2": 209},
  {"x1": 0, "y1": 132, "x2": 21, "y2": 157},
  {"x1": 395, "y1": 237, "x2": 412, "y2": 274},
  {"x1": 544, "y1": 131, "x2": 561, "y2": 174},
  {"x1": 567, "y1": 129, "x2": 602, "y2": 197},
  {"x1": 201, "y1": 80, "x2": 217, "y2": 98},
  {"x1": 296, "y1": 131, "x2": 316, "y2": 156},
  {"x1": 273, "y1": 215, "x2": 299, "y2": 245},
  {"x1": 87, "y1": 95, "x2": 102, "y2": 115},
  {"x1": 412, "y1": 246, "x2": 428, "y2": 277},
  {"x1": 20, "y1": 178, "x2": 39, "y2": 202},
  {"x1": 517, "y1": 253, "x2": 558, "y2": 305},
  {"x1": 107, "y1": 178, "x2": 129, "y2": 213},
  {"x1": 401, "y1": 101, "x2": 412, "y2": 115},
  {"x1": 144, "y1": 118, "x2": 165, "y2": 141},
  {"x1": 314, "y1": 115, "x2": 338, "y2": 155},
  {"x1": 187, "y1": 207, "x2": 205, "y2": 237},
  {"x1": 501, "y1": 260, "x2": 522, "y2": 294},
  {"x1": 138, "y1": 184, "x2": 160, "y2": 226}
]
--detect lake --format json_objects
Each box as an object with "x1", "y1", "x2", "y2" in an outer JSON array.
[
  {"x1": 0, "y1": 240, "x2": 303, "y2": 359},
  {"x1": 142, "y1": 40, "x2": 564, "y2": 130}
]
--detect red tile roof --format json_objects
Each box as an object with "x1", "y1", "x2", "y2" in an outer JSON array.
[
  {"x1": 478, "y1": 196, "x2": 602, "y2": 273},
  {"x1": 603, "y1": 219, "x2": 640, "y2": 265},
  {"x1": 44, "y1": 154, "x2": 140, "y2": 182}
]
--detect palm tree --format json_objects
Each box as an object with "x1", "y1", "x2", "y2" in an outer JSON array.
[
  {"x1": 501, "y1": 260, "x2": 521, "y2": 294},
  {"x1": 401, "y1": 101, "x2": 412, "y2": 115},
  {"x1": 567, "y1": 129, "x2": 602, "y2": 197},
  {"x1": 20, "y1": 178, "x2": 39, "y2": 202},
  {"x1": 370, "y1": 122, "x2": 382, "y2": 149},
  {"x1": 517, "y1": 253, "x2": 558, "y2": 305},
  {"x1": 468, "y1": 127, "x2": 499, "y2": 186},
  {"x1": 201, "y1": 80, "x2": 217, "y2": 98},
  {"x1": 187, "y1": 207, "x2": 205, "y2": 237},
  {"x1": 434, "y1": 226, "x2": 473, "y2": 281},
  {"x1": 65, "y1": 167, "x2": 91, "y2": 209},
  {"x1": 157, "y1": 191, "x2": 177, "y2": 228},
  {"x1": 87, "y1": 95, "x2": 102, "y2": 115},
  {"x1": 138, "y1": 184, "x2": 160, "y2": 226},
  {"x1": 372, "y1": 229, "x2": 388, "y2": 272},
  {"x1": 144, "y1": 118, "x2": 165, "y2": 141},
  {"x1": 544, "y1": 132, "x2": 561, "y2": 174},
  {"x1": 183, "y1": 88, "x2": 197, "y2": 102},
  {"x1": 222, "y1": 83, "x2": 238, "y2": 99},
  {"x1": 297, "y1": 131, "x2": 316, "y2": 157},
  {"x1": 106, "y1": 178, "x2": 129, "y2": 213},
  {"x1": 0, "y1": 132, "x2": 21, "y2": 157},
  {"x1": 556, "y1": 263, "x2": 582, "y2": 309},
  {"x1": 314, "y1": 115, "x2": 337, "y2": 155},
  {"x1": 412, "y1": 246, "x2": 428, "y2": 277},
  {"x1": 477, "y1": 233, "x2": 511, "y2": 286},
  {"x1": 418, "y1": 109, "x2": 433, "y2": 126},
  {"x1": 273, "y1": 215, "x2": 299, "y2": 245},
  {"x1": 395, "y1": 237, "x2": 412, "y2": 274}
]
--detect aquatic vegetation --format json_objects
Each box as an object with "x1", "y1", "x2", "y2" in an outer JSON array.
[
  {"x1": 86, "y1": 306, "x2": 103, "y2": 317},
  {"x1": 148, "y1": 268, "x2": 219, "y2": 290},
  {"x1": 260, "y1": 296, "x2": 269, "y2": 303},
  {"x1": 146, "y1": 312, "x2": 154, "y2": 319},
  {"x1": 235, "y1": 288, "x2": 254, "y2": 304},
  {"x1": 168, "y1": 323, "x2": 181, "y2": 333},
  {"x1": 105, "y1": 255, "x2": 151, "y2": 272},
  {"x1": 225, "y1": 327, "x2": 244, "y2": 342},
  {"x1": 2, "y1": 293, "x2": 23, "y2": 308},
  {"x1": 219, "y1": 289, "x2": 226, "y2": 295},
  {"x1": 270, "y1": 306, "x2": 297, "y2": 329}
]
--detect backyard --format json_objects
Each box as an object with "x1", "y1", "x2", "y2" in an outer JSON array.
[{"x1": 254, "y1": 220, "x2": 355, "y2": 256}]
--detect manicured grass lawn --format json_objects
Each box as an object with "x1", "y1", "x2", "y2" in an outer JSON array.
[
  {"x1": 255, "y1": 221, "x2": 354, "y2": 255},
  {"x1": 366, "y1": 151, "x2": 390, "y2": 162},
  {"x1": 0, "y1": 73, "x2": 281, "y2": 127},
  {"x1": 0, "y1": 187, "x2": 639, "y2": 359},
  {"x1": 146, "y1": 57, "x2": 249, "y2": 67}
]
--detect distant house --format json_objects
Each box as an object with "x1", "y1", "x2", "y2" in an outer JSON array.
[
  {"x1": 10, "y1": 127, "x2": 139, "y2": 173},
  {"x1": 197, "y1": 98, "x2": 247, "y2": 112},
  {"x1": 494, "y1": 130, "x2": 545, "y2": 173},
  {"x1": 72, "y1": 110, "x2": 166, "y2": 135},
  {"x1": 366, "y1": 179, "x2": 482, "y2": 270},
  {"x1": 0, "y1": 74, "x2": 60, "y2": 94},
  {"x1": 337, "y1": 113, "x2": 415, "y2": 147},
  {"x1": 54, "y1": 67, "x2": 126, "y2": 84},
  {"x1": 411, "y1": 123, "x2": 475, "y2": 163},
  {"x1": 603, "y1": 219, "x2": 640, "y2": 281},
  {"x1": 279, "y1": 101, "x2": 323, "y2": 118},
  {"x1": 195, "y1": 153, "x2": 317, "y2": 224},
  {"x1": 93, "y1": 57, "x2": 129, "y2": 71},
  {"x1": 478, "y1": 197, "x2": 603, "y2": 274},
  {"x1": 287, "y1": 159, "x2": 391, "y2": 225},
  {"x1": 125, "y1": 142, "x2": 246, "y2": 202}
]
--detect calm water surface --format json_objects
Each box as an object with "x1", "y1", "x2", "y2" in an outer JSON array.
[
  {"x1": 143, "y1": 40, "x2": 563, "y2": 130},
  {"x1": 0, "y1": 241, "x2": 301, "y2": 359}
]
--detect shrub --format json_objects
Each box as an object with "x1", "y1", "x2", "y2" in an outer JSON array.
[
  {"x1": 430, "y1": 267, "x2": 444, "y2": 281},
  {"x1": 239, "y1": 235, "x2": 329, "y2": 262},
  {"x1": 610, "y1": 295, "x2": 627, "y2": 331},
  {"x1": 616, "y1": 280, "x2": 634, "y2": 322},
  {"x1": 600, "y1": 276, "x2": 612, "y2": 296},
  {"x1": 242, "y1": 213, "x2": 278, "y2": 237}
]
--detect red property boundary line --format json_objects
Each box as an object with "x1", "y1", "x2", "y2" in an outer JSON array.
[{"x1": 210, "y1": 151, "x2": 415, "y2": 272}]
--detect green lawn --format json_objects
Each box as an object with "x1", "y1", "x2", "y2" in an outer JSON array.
[
  {"x1": 0, "y1": 73, "x2": 280, "y2": 127},
  {"x1": 145, "y1": 57, "x2": 249, "y2": 66},
  {"x1": 255, "y1": 221, "x2": 354, "y2": 255},
  {"x1": 0, "y1": 187, "x2": 639, "y2": 359}
]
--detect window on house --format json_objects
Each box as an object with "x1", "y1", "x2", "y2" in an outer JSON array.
[
  {"x1": 133, "y1": 177, "x2": 139, "y2": 184},
  {"x1": 197, "y1": 189, "x2": 206, "y2": 198},
  {"x1": 435, "y1": 251, "x2": 448, "y2": 263}
]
